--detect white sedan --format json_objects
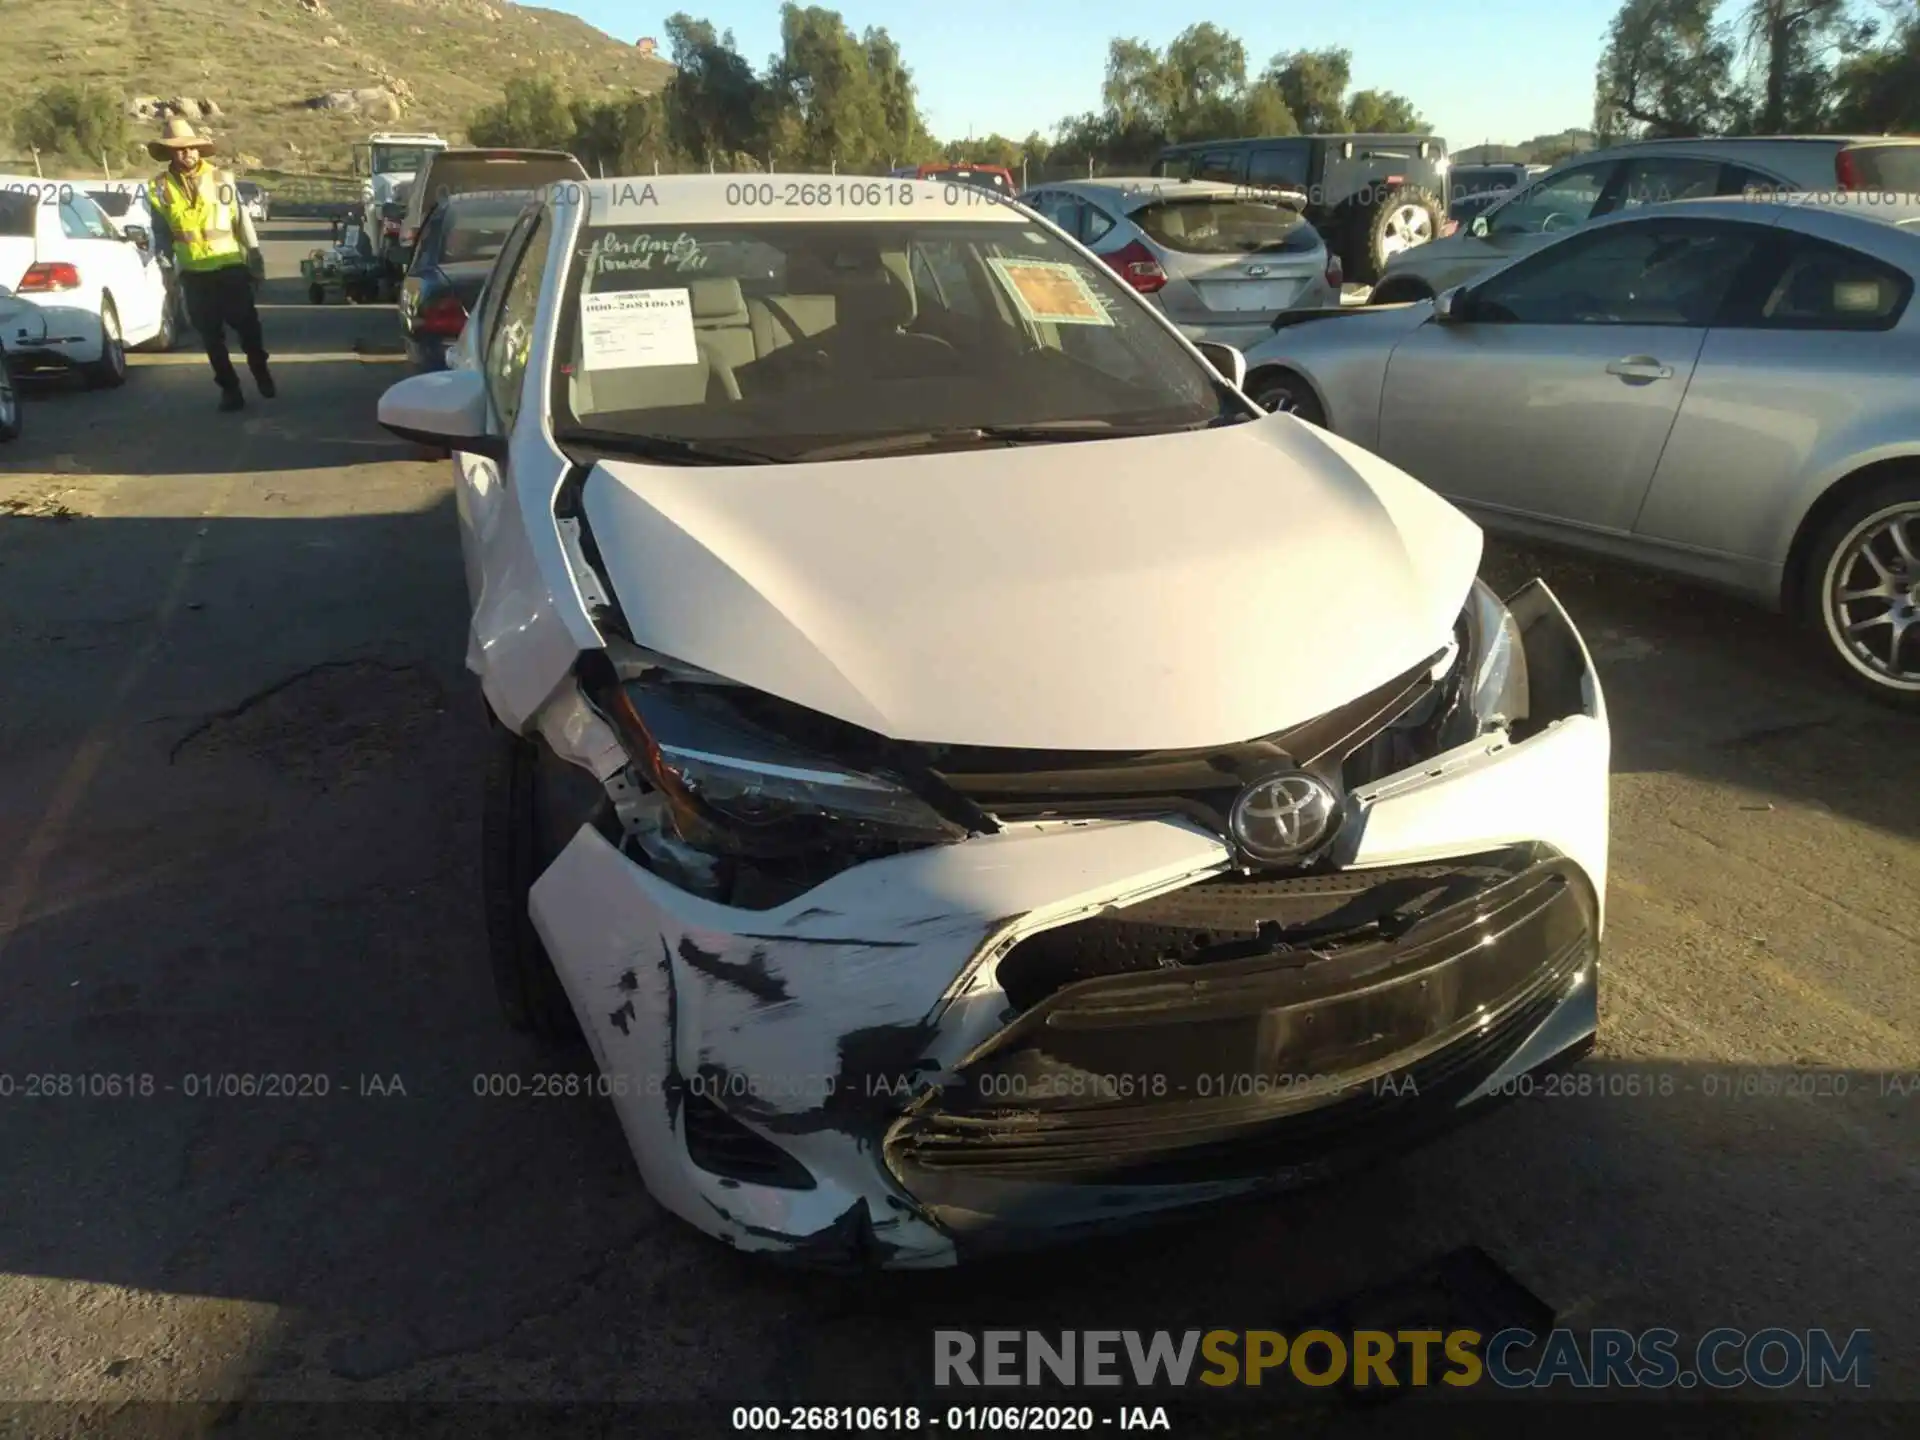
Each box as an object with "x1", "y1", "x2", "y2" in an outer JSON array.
[
  {"x1": 0, "y1": 178, "x2": 176, "y2": 384},
  {"x1": 377, "y1": 175, "x2": 1610, "y2": 1268}
]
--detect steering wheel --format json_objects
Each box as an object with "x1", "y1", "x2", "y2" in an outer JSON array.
[{"x1": 1541, "y1": 211, "x2": 1576, "y2": 233}]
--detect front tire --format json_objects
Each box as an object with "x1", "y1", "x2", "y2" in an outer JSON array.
[
  {"x1": 83, "y1": 297, "x2": 127, "y2": 389},
  {"x1": 1248, "y1": 369, "x2": 1326, "y2": 426},
  {"x1": 1805, "y1": 478, "x2": 1920, "y2": 709},
  {"x1": 482, "y1": 721, "x2": 585, "y2": 1046}
]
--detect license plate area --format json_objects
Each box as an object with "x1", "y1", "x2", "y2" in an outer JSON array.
[{"x1": 1194, "y1": 278, "x2": 1303, "y2": 312}]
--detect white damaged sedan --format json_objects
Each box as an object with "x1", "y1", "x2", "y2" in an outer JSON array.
[{"x1": 379, "y1": 176, "x2": 1611, "y2": 1268}]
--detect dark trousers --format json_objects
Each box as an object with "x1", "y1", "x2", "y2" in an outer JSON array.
[{"x1": 180, "y1": 265, "x2": 269, "y2": 392}]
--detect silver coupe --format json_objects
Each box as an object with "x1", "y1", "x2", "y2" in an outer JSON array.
[{"x1": 1241, "y1": 194, "x2": 1920, "y2": 705}]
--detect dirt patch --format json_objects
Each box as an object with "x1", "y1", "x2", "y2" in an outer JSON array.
[
  {"x1": 0, "y1": 494, "x2": 80, "y2": 521},
  {"x1": 170, "y1": 659, "x2": 447, "y2": 789}
]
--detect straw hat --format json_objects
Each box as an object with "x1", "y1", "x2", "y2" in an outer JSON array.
[{"x1": 146, "y1": 114, "x2": 219, "y2": 161}]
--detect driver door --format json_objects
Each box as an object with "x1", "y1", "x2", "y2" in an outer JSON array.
[
  {"x1": 452, "y1": 212, "x2": 540, "y2": 621},
  {"x1": 1376, "y1": 216, "x2": 1763, "y2": 532}
]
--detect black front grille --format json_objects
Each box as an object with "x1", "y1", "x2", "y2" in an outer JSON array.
[
  {"x1": 682, "y1": 1094, "x2": 815, "y2": 1190},
  {"x1": 896, "y1": 968, "x2": 1578, "y2": 1185},
  {"x1": 885, "y1": 851, "x2": 1597, "y2": 1193},
  {"x1": 996, "y1": 848, "x2": 1537, "y2": 1012},
  {"x1": 920, "y1": 650, "x2": 1444, "y2": 830}
]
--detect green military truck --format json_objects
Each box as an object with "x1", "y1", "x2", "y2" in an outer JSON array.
[{"x1": 1152, "y1": 134, "x2": 1451, "y2": 286}]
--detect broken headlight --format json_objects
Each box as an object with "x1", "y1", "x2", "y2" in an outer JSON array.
[
  {"x1": 608, "y1": 680, "x2": 969, "y2": 860},
  {"x1": 1460, "y1": 578, "x2": 1530, "y2": 732},
  {"x1": 1353, "y1": 580, "x2": 1532, "y2": 785}
]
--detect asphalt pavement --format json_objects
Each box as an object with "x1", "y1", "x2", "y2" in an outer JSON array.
[{"x1": 0, "y1": 222, "x2": 1915, "y2": 1434}]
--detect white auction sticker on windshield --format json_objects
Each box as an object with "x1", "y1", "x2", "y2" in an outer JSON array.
[
  {"x1": 987, "y1": 258, "x2": 1114, "y2": 326},
  {"x1": 579, "y1": 288, "x2": 698, "y2": 369}
]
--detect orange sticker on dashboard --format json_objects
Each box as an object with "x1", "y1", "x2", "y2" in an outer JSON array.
[{"x1": 987, "y1": 258, "x2": 1114, "y2": 326}]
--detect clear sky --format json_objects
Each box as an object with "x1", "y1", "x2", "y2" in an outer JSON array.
[{"x1": 549, "y1": 0, "x2": 1622, "y2": 147}]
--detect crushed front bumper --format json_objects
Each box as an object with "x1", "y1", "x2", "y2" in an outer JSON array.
[{"x1": 528, "y1": 580, "x2": 1609, "y2": 1267}]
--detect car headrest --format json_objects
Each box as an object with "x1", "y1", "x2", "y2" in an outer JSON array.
[
  {"x1": 689, "y1": 276, "x2": 746, "y2": 321},
  {"x1": 831, "y1": 269, "x2": 912, "y2": 331}
]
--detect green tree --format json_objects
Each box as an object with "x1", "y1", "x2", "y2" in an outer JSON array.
[
  {"x1": 1237, "y1": 79, "x2": 1300, "y2": 136},
  {"x1": 865, "y1": 26, "x2": 939, "y2": 164},
  {"x1": 1831, "y1": 2, "x2": 1920, "y2": 130},
  {"x1": 1097, "y1": 26, "x2": 1249, "y2": 140},
  {"x1": 468, "y1": 77, "x2": 574, "y2": 149},
  {"x1": 14, "y1": 84, "x2": 130, "y2": 164},
  {"x1": 1101, "y1": 38, "x2": 1177, "y2": 129},
  {"x1": 1264, "y1": 49, "x2": 1353, "y2": 133},
  {"x1": 943, "y1": 133, "x2": 1021, "y2": 167},
  {"x1": 764, "y1": 4, "x2": 898, "y2": 169},
  {"x1": 662, "y1": 14, "x2": 767, "y2": 166},
  {"x1": 1161, "y1": 23, "x2": 1249, "y2": 138},
  {"x1": 1345, "y1": 89, "x2": 1428, "y2": 132},
  {"x1": 1593, "y1": 0, "x2": 1737, "y2": 138},
  {"x1": 570, "y1": 93, "x2": 679, "y2": 176},
  {"x1": 1739, "y1": 0, "x2": 1870, "y2": 132}
]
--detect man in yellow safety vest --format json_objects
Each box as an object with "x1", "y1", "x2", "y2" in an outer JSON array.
[{"x1": 146, "y1": 116, "x2": 273, "y2": 411}]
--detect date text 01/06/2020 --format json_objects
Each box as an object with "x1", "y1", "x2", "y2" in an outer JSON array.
[{"x1": 731, "y1": 1406, "x2": 1174, "y2": 1432}]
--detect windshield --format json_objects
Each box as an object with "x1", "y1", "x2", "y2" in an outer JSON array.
[
  {"x1": 86, "y1": 190, "x2": 135, "y2": 219},
  {"x1": 1449, "y1": 190, "x2": 1507, "y2": 224},
  {"x1": 1486, "y1": 167, "x2": 1607, "y2": 236},
  {"x1": 1133, "y1": 198, "x2": 1313, "y2": 254},
  {"x1": 441, "y1": 197, "x2": 530, "y2": 263},
  {"x1": 555, "y1": 218, "x2": 1239, "y2": 461},
  {"x1": 372, "y1": 146, "x2": 436, "y2": 175},
  {"x1": 1844, "y1": 144, "x2": 1920, "y2": 191}
]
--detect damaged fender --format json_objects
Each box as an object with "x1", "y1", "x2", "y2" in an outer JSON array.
[{"x1": 527, "y1": 817, "x2": 1233, "y2": 1266}]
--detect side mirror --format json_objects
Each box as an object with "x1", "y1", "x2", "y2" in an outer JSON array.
[
  {"x1": 1469, "y1": 215, "x2": 1491, "y2": 239},
  {"x1": 1433, "y1": 286, "x2": 1471, "y2": 324},
  {"x1": 126, "y1": 226, "x2": 150, "y2": 250},
  {"x1": 1195, "y1": 340, "x2": 1247, "y2": 392},
  {"x1": 377, "y1": 367, "x2": 504, "y2": 460}
]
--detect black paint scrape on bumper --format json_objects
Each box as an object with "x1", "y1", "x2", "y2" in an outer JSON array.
[{"x1": 886, "y1": 845, "x2": 1596, "y2": 1212}]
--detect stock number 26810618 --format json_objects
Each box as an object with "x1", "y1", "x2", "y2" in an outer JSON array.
[{"x1": 724, "y1": 181, "x2": 920, "y2": 209}]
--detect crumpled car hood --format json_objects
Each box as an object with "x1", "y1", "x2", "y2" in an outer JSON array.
[{"x1": 579, "y1": 414, "x2": 1482, "y2": 750}]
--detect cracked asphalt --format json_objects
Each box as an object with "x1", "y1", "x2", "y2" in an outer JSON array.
[{"x1": 0, "y1": 222, "x2": 1915, "y2": 1435}]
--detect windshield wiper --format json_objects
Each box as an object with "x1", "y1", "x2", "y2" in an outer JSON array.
[
  {"x1": 789, "y1": 420, "x2": 1215, "y2": 463},
  {"x1": 554, "y1": 425, "x2": 784, "y2": 466}
]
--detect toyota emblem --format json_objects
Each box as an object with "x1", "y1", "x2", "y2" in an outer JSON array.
[
  {"x1": 1247, "y1": 264, "x2": 1270, "y2": 277},
  {"x1": 1229, "y1": 770, "x2": 1339, "y2": 863}
]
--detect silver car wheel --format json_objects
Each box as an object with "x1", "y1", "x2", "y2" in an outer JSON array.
[
  {"x1": 0, "y1": 371, "x2": 16, "y2": 437},
  {"x1": 1380, "y1": 205, "x2": 1433, "y2": 259},
  {"x1": 1823, "y1": 502, "x2": 1920, "y2": 691}
]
